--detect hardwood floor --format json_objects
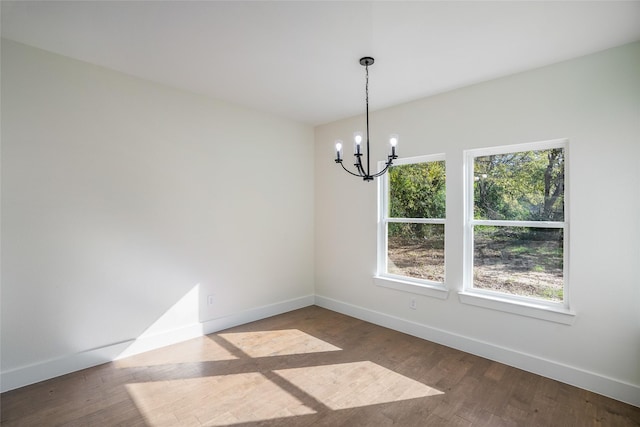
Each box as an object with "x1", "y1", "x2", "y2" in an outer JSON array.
[{"x1": 2, "y1": 306, "x2": 639, "y2": 426}]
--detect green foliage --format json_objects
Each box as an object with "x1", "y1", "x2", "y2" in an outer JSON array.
[
  {"x1": 474, "y1": 148, "x2": 564, "y2": 221},
  {"x1": 389, "y1": 161, "x2": 445, "y2": 218},
  {"x1": 388, "y1": 161, "x2": 445, "y2": 239}
]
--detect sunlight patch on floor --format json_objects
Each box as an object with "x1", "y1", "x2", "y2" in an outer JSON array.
[
  {"x1": 115, "y1": 336, "x2": 237, "y2": 368},
  {"x1": 273, "y1": 361, "x2": 444, "y2": 410},
  {"x1": 126, "y1": 373, "x2": 316, "y2": 426},
  {"x1": 219, "y1": 329, "x2": 342, "y2": 357}
]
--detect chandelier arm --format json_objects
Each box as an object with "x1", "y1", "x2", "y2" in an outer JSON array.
[
  {"x1": 354, "y1": 153, "x2": 366, "y2": 176},
  {"x1": 340, "y1": 162, "x2": 366, "y2": 178},
  {"x1": 370, "y1": 158, "x2": 395, "y2": 178}
]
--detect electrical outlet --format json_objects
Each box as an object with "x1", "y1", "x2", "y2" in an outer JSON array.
[
  {"x1": 207, "y1": 295, "x2": 215, "y2": 305},
  {"x1": 410, "y1": 297, "x2": 417, "y2": 310}
]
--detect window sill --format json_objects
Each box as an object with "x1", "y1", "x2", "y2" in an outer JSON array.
[
  {"x1": 374, "y1": 276, "x2": 449, "y2": 300},
  {"x1": 458, "y1": 291, "x2": 576, "y2": 325}
]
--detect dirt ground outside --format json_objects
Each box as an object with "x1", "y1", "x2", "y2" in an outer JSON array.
[{"x1": 387, "y1": 233, "x2": 563, "y2": 302}]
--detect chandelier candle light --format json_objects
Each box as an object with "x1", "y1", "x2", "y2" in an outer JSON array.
[{"x1": 334, "y1": 57, "x2": 398, "y2": 181}]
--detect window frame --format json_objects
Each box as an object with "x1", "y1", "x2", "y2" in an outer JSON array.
[
  {"x1": 461, "y1": 139, "x2": 574, "y2": 323},
  {"x1": 375, "y1": 154, "x2": 449, "y2": 299}
]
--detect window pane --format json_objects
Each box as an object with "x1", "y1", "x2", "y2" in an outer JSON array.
[
  {"x1": 473, "y1": 226, "x2": 563, "y2": 301},
  {"x1": 387, "y1": 223, "x2": 444, "y2": 282},
  {"x1": 474, "y1": 148, "x2": 564, "y2": 221},
  {"x1": 389, "y1": 161, "x2": 445, "y2": 219}
]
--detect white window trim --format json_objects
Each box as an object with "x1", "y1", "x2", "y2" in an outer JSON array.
[
  {"x1": 461, "y1": 138, "x2": 574, "y2": 323},
  {"x1": 374, "y1": 276, "x2": 449, "y2": 299},
  {"x1": 458, "y1": 290, "x2": 575, "y2": 324},
  {"x1": 376, "y1": 153, "x2": 448, "y2": 299}
]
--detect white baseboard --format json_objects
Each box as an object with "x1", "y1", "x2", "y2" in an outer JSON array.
[
  {"x1": 0, "y1": 340, "x2": 134, "y2": 393},
  {"x1": 0, "y1": 295, "x2": 315, "y2": 393},
  {"x1": 202, "y1": 294, "x2": 316, "y2": 334},
  {"x1": 314, "y1": 295, "x2": 640, "y2": 408}
]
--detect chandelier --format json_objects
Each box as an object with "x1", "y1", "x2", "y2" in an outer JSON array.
[{"x1": 334, "y1": 57, "x2": 398, "y2": 181}]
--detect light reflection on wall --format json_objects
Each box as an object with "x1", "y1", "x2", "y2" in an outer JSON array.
[{"x1": 116, "y1": 284, "x2": 203, "y2": 361}]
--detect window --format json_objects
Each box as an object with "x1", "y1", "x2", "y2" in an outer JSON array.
[
  {"x1": 463, "y1": 139, "x2": 570, "y2": 318},
  {"x1": 376, "y1": 154, "x2": 447, "y2": 298}
]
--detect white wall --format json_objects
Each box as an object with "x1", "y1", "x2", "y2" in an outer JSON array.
[
  {"x1": 1, "y1": 40, "x2": 315, "y2": 390},
  {"x1": 315, "y1": 42, "x2": 640, "y2": 405}
]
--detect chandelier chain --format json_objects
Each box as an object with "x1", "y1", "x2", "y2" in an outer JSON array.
[{"x1": 365, "y1": 62, "x2": 370, "y2": 177}]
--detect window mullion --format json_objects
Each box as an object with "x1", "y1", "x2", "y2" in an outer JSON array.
[
  {"x1": 387, "y1": 218, "x2": 445, "y2": 224},
  {"x1": 471, "y1": 219, "x2": 565, "y2": 228}
]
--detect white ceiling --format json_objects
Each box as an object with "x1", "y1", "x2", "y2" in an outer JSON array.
[{"x1": 2, "y1": 1, "x2": 640, "y2": 125}]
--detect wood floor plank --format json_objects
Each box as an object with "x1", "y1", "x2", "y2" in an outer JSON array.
[{"x1": 1, "y1": 306, "x2": 639, "y2": 426}]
